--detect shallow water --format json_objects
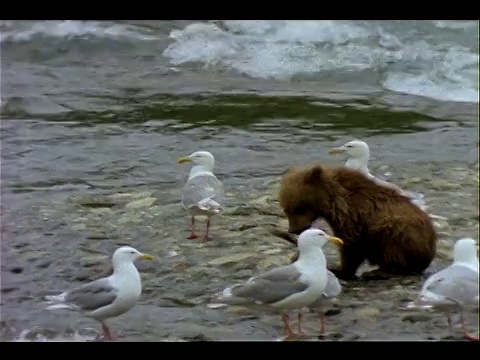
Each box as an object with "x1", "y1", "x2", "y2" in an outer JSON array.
[{"x1": 0, "y1": 20, "x2": 479, "y2": 341}]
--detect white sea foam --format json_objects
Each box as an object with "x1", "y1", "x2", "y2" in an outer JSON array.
[
  {"x1": 0, "y1": 20, "x2": 157, "y2": 43},
  {"x1": 431, "y1": 20, "x2": 478, "y2": 30},
  {"x1": 163, "y1": 20, "x2": 479, "y2": 104},
  {"x1": 3, "y1": 20, "x2": 477, "y2": 104}
]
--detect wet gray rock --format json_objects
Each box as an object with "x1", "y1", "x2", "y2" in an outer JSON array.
[
  {"x1": 80, "y1": 255, "x2": 108, "y2": 268},
  {"x1": 125, "y1": 197, "x2": 158, "y2": 210},
  {"x1": 429, "y1": 179, "x2": 462, "y2": 191},
  {"x1": 256, "y1": 255, "x2": 290, "y2": 271},
  {"x1": 4, "y1": 165, "x2": 478, "y2": 342},
  {"x1": 402, "y1": 314, "x2": 432, "y2": 323},
  {"x1": 71, "y1": 223, "x2": 87, "y2": 231},
  {"x1": 206, "y1": 253, "x2": 256, "y2": 267}
]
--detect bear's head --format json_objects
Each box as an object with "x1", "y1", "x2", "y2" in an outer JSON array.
[{"x1": 278, "y1": 165, "x2": 334, "y2": 235}]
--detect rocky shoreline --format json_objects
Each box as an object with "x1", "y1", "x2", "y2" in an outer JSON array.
[{"x1": 1, "y1": 162, "x2": 478, "y2": 341}]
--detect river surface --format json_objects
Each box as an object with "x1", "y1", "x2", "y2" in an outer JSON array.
[{"x1": 0, "y1": 20, "x2": 478, "y2": 342}]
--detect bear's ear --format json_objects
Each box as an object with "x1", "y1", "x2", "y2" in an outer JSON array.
[{"x1": 305, "y1": 165, "x2": 323, "y2": 185}]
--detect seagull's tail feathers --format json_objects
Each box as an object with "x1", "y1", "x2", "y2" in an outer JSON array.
[
  {"x1": 216, "y1": 284, "x2": 253, "y2": 306},
  {"x1": 205, "y1": 287, "x2": 233, "y2": 309},
  {"x1": 218, "y1": 286, "x2": 234, "y2": 302},
  {"x1": 45, "y1": 303, "x2": 74, "y2": 311},
  {"x1": 45, "y1": 292, "x2": 67, "y2": 302},
  {"x1": 206, "y1": 303, "x2": 228, "y2": 309},
  {"x1": 197, "y1": 196, "x2": 222, "y2": 214},
  {"x1": 44, "y1": 292, "x2": 73, "y2": 311},
  {"x1": 403, "y1": 300, "x2": 434, "y2": 310},
  {"x1": 403, "y1": 291, "x2": 446, "y2": 310}
]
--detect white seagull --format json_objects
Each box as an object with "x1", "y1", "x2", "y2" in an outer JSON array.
[
  {"x1": 216, "y1": 228, "x2": 343, "y2": 340},
  {"x1": 413, "y1": 238, "x2": 479, "y2": 341},
  {"x1": 328, "y1": 139, "x2": 428, "y2": 210},
  {"x1": 44, "y1": 246, "x2": 153, "y2": 341},
  {"x1": 177, "y1": 150, "x2": 225, "y2": 241}
]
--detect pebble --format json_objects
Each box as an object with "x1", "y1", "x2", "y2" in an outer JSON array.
[
  {"x1": 72, "y1": 223, "x2": 87, "y2": 231},
  {"x1": 207, "y1": 253, "x2": 255, "y2": 266},
  {"x1": 262, "y1": 248, "x2": 284, "y2": 255},
  {"x1": 125, "y1": 197, "x2": 158, "y2": 209},
  {"x1": 80, "y1": 255, "x2": 108, "y2": 268},
  {"x1": 355, "y1": 307, "x2": 380, "y2": 320},
  {"x1": 256, "y1": 256, "x2": 289, "y2": 270}
]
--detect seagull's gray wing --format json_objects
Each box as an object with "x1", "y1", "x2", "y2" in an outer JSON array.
[
  {"x1": 373, "y1": 177, "x2": 426, "y2": 208},
  {"x1": 420, "y1": 264, "x2": 479, "y2": 306},
  {"x1": 182, "y1": 173, "x2": 225, "y2": 209},
  {"x1": 65, "y1": 278, "x2": 118, "y2": 311},
  {"x1": 308, "y1": 270, "x2": 341, "y2": 308},
  {"x1": 323, "y1": 270, "x2": 341, "y2": 298},
  {"x1": 228, "y1": 265, "x2": 309, "y2": 305},
  {"x1": 373, "y1": 177, "x2": 406, "y2": 194}
]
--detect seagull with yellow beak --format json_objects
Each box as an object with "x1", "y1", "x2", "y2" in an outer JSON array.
[
  {"x1": 328, "y1": 139, "x2": 428, "y2": 210},
  {"x1": 216, "y1": 229, "x2": 344, "y2": 340},
  {"x1": 44, "y1": 246, "x2": 154, "y2": 341},
  {"x1": 177, "y1": 150, "x2": 225, "y2": 241}
]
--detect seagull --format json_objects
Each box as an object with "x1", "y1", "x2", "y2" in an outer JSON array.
[
  {"x1": 412, "y1": 238, "x2": 479, "y2": 341},
  {"x1": 216, "y1": 228, "x2": 343, "y2": 340},
  {"x1": 177, "y1": 150, "x2": 225, "y2": 241},
  {"x1": 44, "y1": 246, "x2": 153, "y2": 341},
  {"x1": 328, "y1": 139, "x2": 428, "y2": 210}
]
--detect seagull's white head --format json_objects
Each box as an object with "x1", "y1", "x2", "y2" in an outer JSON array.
[
  {"x1": 329, "y1": 140, "x2": 370, "y2": 160},
  {"x1": 112, "y1": 246, "x2": 153, "y2": 268},
  {"x1": 297, "y1": 228, "x2": 344, "y2": 253},
  {"x1": 177, "y1": 150, "x2": 215, "y2": 172},
  {"x1": 453, "y1": 238, "x2": 478, "y2": 265}
]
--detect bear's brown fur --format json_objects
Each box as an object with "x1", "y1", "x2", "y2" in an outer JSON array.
[{"x1": 278, "y1": 164, "x2": 437, "y2": 280}]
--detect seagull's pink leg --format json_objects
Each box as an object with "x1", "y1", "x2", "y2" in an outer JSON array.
[
  {"x1": 296, "y1": 312, "x2": 307, "y2": 336},
  {"x1": 460, "y1": 314, "x2": 479, "y2": 341},
  {"x1": 282, "y1": 313, "x2": 296, "y2": 339},
  {"x1": 319, "y1": 312, "x2": 326, "y2": 335},
  {"x1": 101, "y1": 323, "x2": 117, "y2": 341},
  {"x1": 202, "y1": 218, "x2": 213, "y2": 242},
  {"x1": 187, "y1": 216, "x2": 198, "y2": 239}
]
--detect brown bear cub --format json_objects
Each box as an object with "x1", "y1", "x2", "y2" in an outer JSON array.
[{"x1": 278, "y1": 164, "x2": 437, "y2": 280}]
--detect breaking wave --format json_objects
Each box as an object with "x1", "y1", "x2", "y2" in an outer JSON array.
[{"x1": 163, "y1": 20, "x2": 479, "y2": 104}]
